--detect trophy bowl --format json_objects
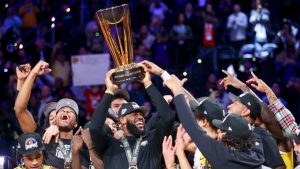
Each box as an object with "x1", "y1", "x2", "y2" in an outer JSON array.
[{"x1": 96, "y1": 4, "x2": 145, "y2": 84}]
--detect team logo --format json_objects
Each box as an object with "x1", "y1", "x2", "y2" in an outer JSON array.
[
  {"x1": 25, "y1": 137, "x2": 38, "y2": 150},
  {"x1": 121, "y1": 108, "x2": 127, "y2": 115}
]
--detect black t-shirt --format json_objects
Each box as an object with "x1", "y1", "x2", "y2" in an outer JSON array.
[
  {"x1": 254, "y1": 127, "x2": 285, "y2": 168},
  {"x1": 36, "y1": 128, "x2": 89, "y2": 169}
]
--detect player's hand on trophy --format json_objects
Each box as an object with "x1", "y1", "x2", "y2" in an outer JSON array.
[
  {"x1": 139, "y1": 60, "x2": 164, "y2": 76},
  {"x1": 139, "y1": 63, "x2": 152, "y2": 87},
  {"x1": 164, "y1": 75, "x2": 184, "y2": 96},
  {"x1": 31, "y1": 60, "x2": 51, "y2": 76},
  {"x1": 105, "y1": 69, "x2": 119, "y2": 93}
]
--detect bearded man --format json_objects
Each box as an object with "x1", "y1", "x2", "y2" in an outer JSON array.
[{"x1": 89, "y1": 68, "x2": 175, "y2": 169}]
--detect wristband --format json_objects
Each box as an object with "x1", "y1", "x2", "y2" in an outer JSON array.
[
  {"x1": 161, "y1": 71, "x2": 171, "y2": 81},
  {"x1": 105, "y1": 90, "x2": 114, "y2": 95},
  {"x1": 145, "y1": 83, "x2": 152, "y2": 89}
]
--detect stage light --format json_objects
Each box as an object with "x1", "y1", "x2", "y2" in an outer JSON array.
[
  {"x1": 4, "y1": 68, "x2": 8, "y2": 73},
  {"x1": 51, "y1": 23, "x2": 55, "y2": 28},
  {"x1": 197, "y1": 58, "x2": 202, "y2": 64},
  {"x1": 66, "y1": 7, "x2": 71, "y2": 13},
  {"x1": 5, "y1": 4, "x2": 8, "y2": 8},
  {"x1": 183, "y1": 72, "x2": 188, "y2": 76},
  {"x1": 0, "y1": 156, "x2": 4, "y2": 167},
  {"x1": 95, "y1": 32, "x2": 100, "y2": 37},
  {"x1": 14, "y1": 43, "x2": 17, "y2": 47},
  {"x1": 51, "y1": 17, "x2": 55, "y2": 22},
  {"x1": 252, "y1": 57, "x2": 256, "y2": 62},
  {"x1": 19, "y1": 44, "x2": 23, "y2": 49}
]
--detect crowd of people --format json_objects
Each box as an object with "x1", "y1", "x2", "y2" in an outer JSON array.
[
  {"x1": 1, "y1": 0, "x2": 300, "y2": 168},
  {"x1": 6, "y1": 59, "x2": 300, "y2": 169}
]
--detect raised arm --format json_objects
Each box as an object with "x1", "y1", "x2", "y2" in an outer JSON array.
[
  {"x1": 16, "y1": 63, "x2": 31, "y2": 91},
  {"x1": 139, "y1": 60, "x2": 197, "y2": 103},
  {"x1": 14, "y1": 61, "x2": 51, "y2": 132},
  {"x1": 164, "y1": 75, "x2": 229, "y2": 168},
  {"x1": 89, "y1": 69, "x2": 119, "y2": 151},
  {"x1": 140, "y1": 69, "x2": 175, "y2": 147},
  {"x1": 220, "y1": 70, "x2": 287, "y2": 139},
  {"x1": 220, "y1": 69, "x2": 250, "y2": 92},
  {"x1": 81, "y1": 128, "x2": 104, "y2": 169},
  {"x1": 247, "y1": 72, "x2": 298, "y2": 134}
]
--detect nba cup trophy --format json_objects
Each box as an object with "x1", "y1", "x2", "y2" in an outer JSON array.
[{"x1": 97, "y1": 4, "x2": 145, "y2": 84}]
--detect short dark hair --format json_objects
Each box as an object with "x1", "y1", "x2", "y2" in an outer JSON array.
[
  {"x1": 221, "y1": 133, "x2": 254, "y2": 151},
  {"x1": 193, "y1": 111, "x2": 218, "y2": 131}
]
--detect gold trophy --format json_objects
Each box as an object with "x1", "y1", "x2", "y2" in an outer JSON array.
[{"x1": 96, "y1": 4, "x2": 145, "y2": 84}]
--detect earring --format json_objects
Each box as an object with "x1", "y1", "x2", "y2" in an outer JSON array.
[{"x1": 20, "y1": 158, "x2": 25, "y2": 167}]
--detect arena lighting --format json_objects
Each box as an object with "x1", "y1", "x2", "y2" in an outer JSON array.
[
  {"x1": 19, "y1": 44, "x2": 23, "y2": 49},
  {"x1": 51, "y1": 23, "x2": 55, "y2": 28},
  {"x1": 66, "y1": 7, "x2": 71, "y2": 13},
  {"x1": 51, "y1": 17, "x2": 55, "y2": 22},
  {"x1": 14, "y1": 43, "x2": 17, "y2": 47},
  {"x1": 5, "y1": 4, "x2": 8, "y2": 8},
  {"x1": 95, "y1": 32, "x2": 100, "y2": 37},
  {"x1": 197, "y1": 58, "x2": 202, "y2": 64},
  {"x1": 183, "y1": 72, "x2": 188, "y2": 76},
  {"x1": 252, "y1": 57, "x2": 256, "y2": 62}
]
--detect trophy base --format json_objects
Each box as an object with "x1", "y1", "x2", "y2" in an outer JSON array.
[{"x1": 112, "y1": 65, "x2": 145, "y2": 84}]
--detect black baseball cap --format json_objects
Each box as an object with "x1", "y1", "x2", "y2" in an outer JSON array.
[
  {"x1": 189, "y1": 97, "x2": 225, "y2": 121},
  {"x1": 113, "y1": 89, "x2": 130, "y2": 102},
  {"x1": 119, "y1": 102, "x2": 150, "y2": 117},
  {"x1": 229, "y1": 93, "x2": 262, "y2": 120},
  {"x1": 212, "y1": 113, "x2": 253, "y2": 138},
  {"x1": 17, "y1": 133, "x2": 45, "y2": 155}
]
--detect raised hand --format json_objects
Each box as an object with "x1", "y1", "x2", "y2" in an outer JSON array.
[
  {"x1": 16, "y1": 63, "x2": 31, "y2": 80},
  {"x1": 246, "y1": 72, "x2": 272, "y2": 94},
  {"x1": 139, "y1": 60, "x2": 164, "y2": 76},
  {"x1": 72, "y1": 127, "x2": 83, "y2": 153},
  {"x1": 220, "y1": 69, "x2": 247, "y2": 90},
  {"x1": 43, "y1": 124, "x2": 59, "y2": 144},
  {"x1": 138, "y1": 63, "x2": 152, "y2": 87},
  {"x1": 163, "y1": 75, "x2": 183, "y2": 95},
  {"x1": 105, "y1": 69, "x2": 119, "y2": 93},
  {"x1": 162, "y1": 136, "x2": 176, "y2": 169},
  {"x1": 31, "y1": 60, "x2": 51, "y2": 76},
  {"x1": 175, "y1": 124, "x2": 189, "y2": 155}
]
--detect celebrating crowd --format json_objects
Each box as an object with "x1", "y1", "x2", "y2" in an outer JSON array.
[{"x1": 5, "y1": 59, "x2": 300, "y2": 169}]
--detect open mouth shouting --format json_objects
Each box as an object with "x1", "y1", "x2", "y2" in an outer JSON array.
[
  {"x1": 60, "y1": 114, "x2": 70, "y2": 121},
  {"x1": 135, "y1": 121, "x2": 144, "y2": 129}
]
